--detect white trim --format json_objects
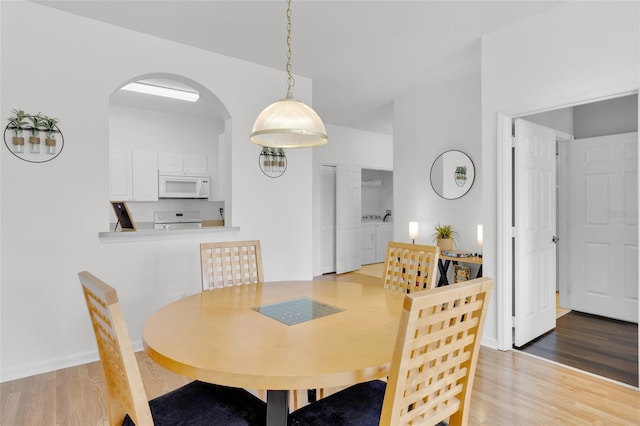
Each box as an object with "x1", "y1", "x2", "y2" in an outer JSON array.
[
  {"x1": 557, "y1": 138, "x2": 571, "y2": 308},
  {"x1": 481, "y1": 336, "x2": 499, "y2": 350},
  {"x1": 0, "y1": 340, "x2": 144, "y2": 383},
  {"x1": 496, "y1": 112, "x2": 513, "y2": 350}
]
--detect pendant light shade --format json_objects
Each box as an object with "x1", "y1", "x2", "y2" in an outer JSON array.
[
  {"x1": 250, "y1": 96, "x2": 327, "y2": 148},
  {"x1": 250, "y1": 0, "x2": 328, "y2": 149}
]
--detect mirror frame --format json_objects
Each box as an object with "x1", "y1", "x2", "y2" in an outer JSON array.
[{"x1": 430, "y1": 150, "x2": 475, "y2": 200}]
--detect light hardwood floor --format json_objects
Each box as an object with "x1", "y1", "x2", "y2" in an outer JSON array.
[{"x1": 2, "y1": 266, "x2": 639, "y2": 425}]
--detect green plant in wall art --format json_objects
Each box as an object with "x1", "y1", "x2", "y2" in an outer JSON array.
[
  {"x1": 4, "y1": 109, "x2": 63, "y2": 161},
  {"x1": 41, "y1": 115, "x2": 59, "y2": 155},
  {"x1": 28, "y1": 113, "x2": 45, "y2": 153},
  {"x1": 8, "y1": 109, "x2": 27, "y2": 153},
  {"x1": 455, "y1": 166, "x2": 467, "y2": 187}
]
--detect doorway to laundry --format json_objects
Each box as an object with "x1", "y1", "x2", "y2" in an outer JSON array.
[{"x1": 509, "y1": 94, "x2": 639, "y2": 386}]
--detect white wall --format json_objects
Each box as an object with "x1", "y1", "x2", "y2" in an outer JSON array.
[
  {"x1": 523, "y1": 107, "x2": 574, "y2": 136},
  {"x1": 393, "y1": 73, "x2": 483, "y2": 261},
  {"x1": 574, "y1": 94, "x2": 638, "y2": 139},
  {"x1": 0, "y1": 2, "x2": 315, "y2": 381},
  {"x1": 109, "y1": 105, "x2": 224, "y2": 155},
  {"x1": 361, "y1": 169, "x2": 393, "y2": 217},
  {"x1": 312, "y1": 124, "x2": 392, "y2": 276},
  {"x1": 481, "y1": 1, "x2": 639, "y2": 349}
]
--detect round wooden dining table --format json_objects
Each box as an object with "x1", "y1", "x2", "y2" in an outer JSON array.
[{"x1": 143, "y1": 280, "x2": 405, "y2": 426}]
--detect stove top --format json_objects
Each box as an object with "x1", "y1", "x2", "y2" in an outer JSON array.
[{"x1": 153, "y1": 211, "x2": 202, "y2": 229}]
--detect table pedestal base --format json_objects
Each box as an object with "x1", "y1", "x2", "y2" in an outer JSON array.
[{"x1": 267, "y1": 390, "x2": 289, "y2": 426}]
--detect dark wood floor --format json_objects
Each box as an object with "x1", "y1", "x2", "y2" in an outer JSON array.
[{"x1": 517, "y1": 311, "x2": 638, "y2": 387}]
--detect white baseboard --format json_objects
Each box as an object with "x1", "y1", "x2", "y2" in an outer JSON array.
[
  {"x1": 0, "y1": 340, "x2": 143, "y2": 383},
  {"x1": 481, "y1": 335, "x2": 499, "y2": 350}
]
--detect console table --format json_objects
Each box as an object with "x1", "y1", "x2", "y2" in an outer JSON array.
[{"x1": 437, "y1": 254, "x2": 483, "y2": 286}]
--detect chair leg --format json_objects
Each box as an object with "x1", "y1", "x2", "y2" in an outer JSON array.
[
  {"x1": 292, "y1": 389, "x2": 300, "y2": 410},
  {"x1": 307, "y1": 389, "x2": 317, "y2": 403}
]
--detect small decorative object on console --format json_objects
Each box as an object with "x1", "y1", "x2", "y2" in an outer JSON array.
[
  {"x1": 442, "y1": 250, "x2": 472, "y2": 258},
  {"x1": 454, "y1": 265, "x2": 471, "y2": 283}
]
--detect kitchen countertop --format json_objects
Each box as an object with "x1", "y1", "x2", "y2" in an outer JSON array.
[{"x1": 99, "y1": 222, "x2": 239, "y2": 243}]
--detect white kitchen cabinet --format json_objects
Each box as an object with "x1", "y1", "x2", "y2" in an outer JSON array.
[
  {"x1": 110, "y1": 150, "x2": 132, "y2": 201},
  {"x1": 158, "y1": 152, "x2": 183, "y2": 174},
  {"x1": 375, "y1": 222, "x2": 393, "y2": 263},
  {"x1": 158, "y1": 152, "x2": 208, "y2": 176},
  {"x1": 132, "y1": 150, "x2": 158, "y2": 201},
  {"x1": 360, "y1": 222, "x2": 393, "y2": 265},
  {"x1": 183, "y1": 154, "x2": 208, "y2": 175},
  {"x1": 361, "y1": 223, "x2": 376, "y2": 265},
  {"x1": 110, "y1": 150, "x2": 158, "y2": 201}
]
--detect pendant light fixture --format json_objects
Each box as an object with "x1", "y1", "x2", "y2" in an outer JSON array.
[{"x1": 250, "y1": 0, "x2": 328, "y2": 148}]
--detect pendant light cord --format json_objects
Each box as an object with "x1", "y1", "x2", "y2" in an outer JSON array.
[{"x1": 286, "y1": 0, "x2": 295, "y2": 98}]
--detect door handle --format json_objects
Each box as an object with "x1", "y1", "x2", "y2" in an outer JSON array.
[{"x1": 552, "y1": 236, "x2": 559, "y2": 244}]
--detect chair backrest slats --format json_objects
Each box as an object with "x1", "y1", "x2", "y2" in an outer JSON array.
[
  {"x1": 384, "y1": 242, "x2": 440, "y2": 293},
  {"x1": 380, "y1": 277, "x2": 493, "y2": 426},
  {"x1": 78, "y1": 271, "x2": 153, "y2": 426},
  {"x1": 200, "y1": 240, "x2": 264, "y2": 290}
]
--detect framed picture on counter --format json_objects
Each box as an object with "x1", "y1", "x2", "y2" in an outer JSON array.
[
  {"x1": 110, "y1": 201, "x2": 136, "y2": 231},
  {"x1": 453, "y1": 265, "x2": 471, "y2": 283}
]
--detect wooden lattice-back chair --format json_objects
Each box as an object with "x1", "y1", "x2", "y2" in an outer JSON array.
[
  {"x1": 384, "y1": 241, "x2": 440, "y2": 293},
  {"x1": 200, "y1": 240, "x2": 264, "y2": 290},
  {"x1": 78, "y1": 271, "x2": 266, "y2": 426},
  {"x1": 288, "y1": 277, "x2": 494, "y2": 426}
]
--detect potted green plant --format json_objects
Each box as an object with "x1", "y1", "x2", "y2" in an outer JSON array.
[
  {"x1": 41, "y1": 115, "x2": 59, "y2": 155},
  {"x1": 8, "y1": 108, "x2": 27, "y2": 153},
  {"x1": 276, "y1": 148, "x2": 285, "y2": 171},
  {"x1": 261, "y1": 146, "x2": 272, "y2": 172},
  {"x1": 28, "y1": 112, "x2": 44, "y2": 153},
  {"x1": 455, "y1": 166, "x2": 467, "y2": 186},
  {"x1": 432, "y1": 223, "x2": 459, "y2": 251}
]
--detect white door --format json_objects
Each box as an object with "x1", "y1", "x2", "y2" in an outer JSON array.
[
  {"x1": 567, "y1": 132, "x2": 638, "y2": 322},
  {"x1": 320, "y1": 166, "x2": 337, "y2": 274},
  {"x1": 514, "y1": 119, "x2": 557, "y2": 347},
  {"x1": 336, "y1": 164, "x2": 361, "y2": 274}
]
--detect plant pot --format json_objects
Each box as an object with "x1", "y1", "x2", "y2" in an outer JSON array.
[
  {"x1": 30, "y1": 136, "x2": 41, "y2": 153},
  {"x1": 45, "y1": 138, "x2": 57, "y2": 154},
  {"x1": 12, "y1": 136, "x2": 24, "y2": 153},
  {"x1": 437, "y1": 238, "x2": 454, "y2": 251}
]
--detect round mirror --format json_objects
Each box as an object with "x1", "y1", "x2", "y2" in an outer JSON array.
[{"x1": 430, "y1": 150, "x2": 475, "y2": 199}]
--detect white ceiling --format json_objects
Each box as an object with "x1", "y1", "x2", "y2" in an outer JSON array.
[{"x1": 36, "y1": 1, "x2": 562, "y2": 135}]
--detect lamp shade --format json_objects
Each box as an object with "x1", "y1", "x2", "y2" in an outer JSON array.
[
  {"x1": 477, "y1": 224, "x2": 483, "y2": 246},
  {"x1": 250, "y1": 97, "x2": 328, "y2": 148},
  {"x1": 409, "y1": 221, "x2": 419, "y2": 240}
]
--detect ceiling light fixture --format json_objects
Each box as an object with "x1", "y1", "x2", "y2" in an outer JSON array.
[
  {"x1": 121, "y1": 82, "x2": 200, "y2": 102},
  {"x1": 250, "y1": 0, "x2": 328, "y2": 148}
]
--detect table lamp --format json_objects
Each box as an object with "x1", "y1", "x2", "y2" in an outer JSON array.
[
  {"x1": 477, "y1": 224, "x2": 483, "y2": 258},
  {"x1": 409, "y1": 221, "x2": 419, "y2": 244}
]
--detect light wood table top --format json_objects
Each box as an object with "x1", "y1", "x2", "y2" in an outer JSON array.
[{"x1": 143, "y1": 280, "x2": 405, "y2": 391}]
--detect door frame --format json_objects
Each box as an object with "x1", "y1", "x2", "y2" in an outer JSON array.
[
  {"x1": 496, "y1": 90, "x2": 640, "y2": 352},
  {"x1": 557, "y1": 136, "x2": 572, "y2": 310}
]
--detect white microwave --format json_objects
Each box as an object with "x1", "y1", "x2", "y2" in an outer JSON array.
[{"x1": 158, "y1": 174, "x2": 210, "y2": 199}]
